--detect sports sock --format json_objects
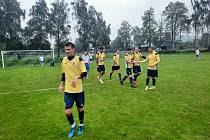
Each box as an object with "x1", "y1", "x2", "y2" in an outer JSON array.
[
  {"x1": 118, "y1": 73, "x2": 122, "y2": 81},
  {"x1": 78, "y1": 110, "x2": 84, "y2": 125},
  {"x1": 152, "y1": 78, "x2": 156, "y2": 86},
  {"x1": 110, "y1": 72, "x2": 113, "y2": 79},
  {"x1": 146, "y1": 78, "x2": 150, "y2": 86},
  {"x1": 66, "y1": 113, "x2": 74, "y2": 126},
  {"x1": 129, "y1": 77, "x2": 133, "y2": 85},
  {"x1": 122, "y1": 75, "x2": 128, "y2": 81}
]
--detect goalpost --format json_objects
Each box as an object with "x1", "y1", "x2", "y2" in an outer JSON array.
[{"x1": 1, "y1": 50, "x2": 55, "y2": 69}]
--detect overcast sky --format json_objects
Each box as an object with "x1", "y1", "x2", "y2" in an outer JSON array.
[{"x1": 19, "y1": 0, "x2": 192, "y2": 42}]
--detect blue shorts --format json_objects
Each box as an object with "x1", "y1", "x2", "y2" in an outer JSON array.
[
  {"x1": 147, "y1": 69, "x2": 158, "y2": 77},
  {"x1": 64, "y1": 92, "x2": 85, "y2": 109},
  {"x1": 133, "y1": 66, "x2": 141, "y2": 73},
  {"x1": 126, "y1": 68, "x2": 132, "y2": 75},
  {"x1": 97, "y1": 65, "x2": 105, "y2": 72},
  {"x1": 85, "y1": 63, "x2": 90, "y2": 71}
]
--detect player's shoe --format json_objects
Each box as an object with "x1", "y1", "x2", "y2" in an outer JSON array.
[
  {"x1": 99, "y1": 78, "x2": 103, "y2": 84},
  {"x1": 145, "y1": 86, "x2": 149, "y2": 91},
  {"x1": 149, "y1": 86, "x2": 155, "y2": 90},
  {"x1": 68, "y1": 126, "x2": 76, "y2": 138},
  {"x1": 77, "y1": 126, "x2": 84, "y2": 136}
]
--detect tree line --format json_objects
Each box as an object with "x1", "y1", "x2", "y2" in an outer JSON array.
[
  {"x1": 0, "y1": 0, "x2": 209, "y2": 56},
  {"x1": 0, "y1": 0, "x2": 111, "y2": 56},
  {"x1": 113, "y1": 1, "x2": 210, "y2": 51}
]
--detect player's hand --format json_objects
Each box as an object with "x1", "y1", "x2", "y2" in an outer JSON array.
[
  {"x1": 58, "y1": 84, "x2": 64, "y2": 93},
  {"x1": 72, "y1": 79, "x2": 77, "y2": 88},
  {"x1": 149, "y1": 64, "x2": 154, "y2": 68}
]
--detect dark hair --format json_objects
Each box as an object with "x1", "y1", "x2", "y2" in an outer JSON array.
[
  {"x1": 127, "y1": 48, "x2": 131, "y2": 51},
  {"x1": 65, "y1": 42, "x2": 75, "y2": 48},
  {"x1": 99, "y1": 47, "x2": 104, "y2": 50},
  {"x1": 149, "y1": 46, "x2": 155, "y2": 50}
]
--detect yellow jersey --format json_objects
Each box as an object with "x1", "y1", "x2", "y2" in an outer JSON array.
[
  {"x1": 133, "y1": 52, "x2": 143, "y2": 66},
  {"x1": 61, "y1": 56, "x2": 86, "y2": 93},
  {"x1": 125, "y1": 53, "x2": 133, "y2": 68},
  {"x1": 146, "y1": 51, "x2": 160, "y2": 70},
  {"x1": 112, "y1": 53, "x2": 120, "y2": 66},
  {"x1": 96, "y1": 52, "x2": 106, "y2": 65}
]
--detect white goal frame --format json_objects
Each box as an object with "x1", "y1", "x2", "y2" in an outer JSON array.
[{"x1": 1, "y1": 50, "x2": 55, "y2": 69}]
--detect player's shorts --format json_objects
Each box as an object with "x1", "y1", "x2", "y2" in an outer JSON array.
[
  {"x1": 126, "y1": 68, "x2": 132, "y2": 75},
  {"x1": 147, "y1": 69, "x2": 158, "y2": 77},
  {"x1": 64, "y1": 92, "x2": 85, "y2": 109},
  {"x1": 133, "y1": 66, "x2": 141, "y2": 73},
  {"x1": 112, "y1": 66, "x2": 120, "y2": 71},
  {"x1": 97, "y1": 65, "x2": 105, "y2": 72},
  {"x1": 85, "y1": 63, "x2": 90, "y2": 71}
]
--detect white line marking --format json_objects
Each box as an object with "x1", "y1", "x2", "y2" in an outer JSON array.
[{"x1": 0, "y1": 79, "x2": 115, "y2": 95}]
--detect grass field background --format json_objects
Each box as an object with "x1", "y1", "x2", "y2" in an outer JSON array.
[{"x1": 0, "y1": 53, "x2": 210, "y2": 140}]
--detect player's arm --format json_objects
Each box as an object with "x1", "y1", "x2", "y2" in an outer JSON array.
[
  {"x1": 79, "y1": 58, "x2": 87, "y2": 79},
  {"x1": 59, "y1": 59, "x2": 65, "y2": 92},
  {"x1": 140, "y1": 56, "x2": 148, "y2": 63},
  {"x1": 96, "y1": 53, "x2": 99, "y2": 65}
]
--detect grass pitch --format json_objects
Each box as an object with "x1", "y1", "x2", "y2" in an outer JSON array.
[{"x1": 0, "y1": 53, "x2": 210, "y2": 140}]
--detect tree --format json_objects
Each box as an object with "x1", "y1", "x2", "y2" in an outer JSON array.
[
  {"x1": 87, "y1": 6, "x2": 111, "y2": 47},
  {"x1": 141, "y1": 7, "x2": 157, "y2": 47},
  {"x1": 0, "y1": 0, "x2": 25, "y2": 50},
  {"x1": 131, "y1": 26, "x2": 143, "y2": 48},
  {"x1": 72, "y1": 0, "x2": 111, "y2": 51},
  {"x1": 49, "y1": 0, "x2": 71, "y2": 57},
  {"x1": 163, "y1": 2, "x2": 189, "y2": 49},
  {"x1": 24, "y1": 0, "x2": 50, "y2": 50},
  {"x1": 71, "y1": 0, "x2": 89, "y2": 51},
  {"x1": 191, "y1": 0, "x2": 210, "y2": 48},
  {"x1": 116, "y1": 20, "x2": 132, "y2": 50}
]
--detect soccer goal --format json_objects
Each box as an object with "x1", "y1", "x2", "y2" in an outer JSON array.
[{"x1": 1, "y1": 50, "x2": 55, "y2": 69}]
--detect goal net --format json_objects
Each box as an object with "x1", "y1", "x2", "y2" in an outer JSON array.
[{"x1": 1, "y1": 50, "x2": 55, "y2": 69}]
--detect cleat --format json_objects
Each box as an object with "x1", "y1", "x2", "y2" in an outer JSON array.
[
  {"x1": 120, "y1": 80, "x2": 123, "y2": 85},
  {"x1": 149, "y1": 86, "x2": 155, "y2": 90},
  {"x1": 68, "y1": 126, "x2": 76, "y2": 138},
  {"x1": 77, "y1": 126, "x2": 84, "y2": 136},
  {"x1": 145, "y1": 86, "x2": 149, "y2": 91}
]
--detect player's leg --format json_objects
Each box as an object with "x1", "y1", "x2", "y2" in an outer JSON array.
[
  {"x1": 149, "y1": 70, "x2": 158, "y2": 90},
  {"x1": 99, "y1": 66, "x2": 105, "y2": 84},
  {"x1": 145, "y1": 69, "x2": 151, "y2": 90},
  {"x1": 64, "y1": 93, "x2": 76, "y2": 138},
  {"x1": 129, "y1": 69, "x2": 136, "y2": 88},
  {"x1": 97, "y1": 66, "x2": 101, "y2": 81},
  {"x1": 134, "y1": 66, "x2": 141, "y2": 84},
  {"x1": 75, "y1": 92, "x2": 85, "y2": 136},
  {"x1": 117, "y1": 68, "x2": 122, "y2": 81},
  {"x1": 85, "y1": 63, "x2": 90, "y2": 79},
  {"x1": 121, "y1": 69, "x2": 129, "y2": 85},
  {"x1": 110, "y1": 66, "x2": 114, "y2": 80}
]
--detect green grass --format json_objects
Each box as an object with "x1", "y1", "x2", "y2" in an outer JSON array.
[{"x1": 0, "y1": 53, "x2": 210, "y2": 140}]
